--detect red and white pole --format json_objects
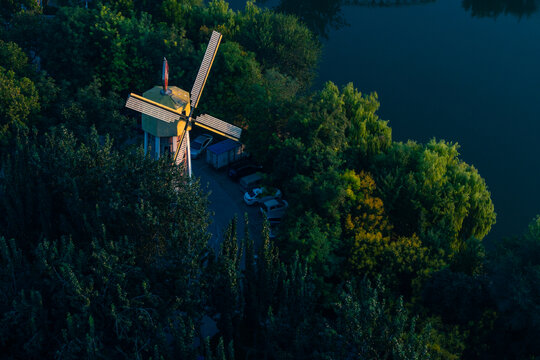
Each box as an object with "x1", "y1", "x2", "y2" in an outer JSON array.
[{"x1": 162, "y1": 57, "x2": 169, "y2": 93}]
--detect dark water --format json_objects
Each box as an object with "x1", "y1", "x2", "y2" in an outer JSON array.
[{"x1": 228, "y1": 0, "x2": 540, "y2": 240}]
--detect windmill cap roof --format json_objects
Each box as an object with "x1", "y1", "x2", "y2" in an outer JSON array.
[{"x1": 143, "y1": 86, "x2": 189, "y2": 110}]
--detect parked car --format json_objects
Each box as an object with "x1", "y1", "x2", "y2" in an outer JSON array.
[
  {"x1": 239, "y1": 173, "x2": 263, "y2": 193},
  {"x1": 260, "y1": 199, "x2": 288, "y2": 219},
  {"x1": 244, "y1": 187, "x2": 282, "y2": 205},
  {"x1": 190, "y1": 134, "x2": 213, "y2": 159},
  {"x1": 228, "y1": 161, "x2": 262, "y2": 181}
]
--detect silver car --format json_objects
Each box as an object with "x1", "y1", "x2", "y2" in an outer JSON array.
[
  {"x1": 260, "y1": 199, "x2": 288, "y2": 219},
  {"x1": 190, "y1": 134, "x2": 213, "y2": 159}
]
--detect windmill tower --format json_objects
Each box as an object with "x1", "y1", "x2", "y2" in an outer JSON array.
[{"x1": 125, "y1": 31, "x2": 242, "y2": 177}]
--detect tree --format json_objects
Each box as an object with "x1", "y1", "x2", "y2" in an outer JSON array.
[
  {"x1": 234, "y1": 2, "x2": 321, "y2": 88},
  {"x1": 0, "y1": 126, "x2": 212, "y2": 358},
  {"x1": 0, "y1": 39, "x2": 31, "y2": 76},
  {"x1": 57, "y1": 78, "x2": 134, "y2": 143},
  {"x1": 331, "y1": 280, "x2": 433, "y2": 360},
  {"x1": 421, "y1": 268, "x2": 495, "y2": 359},
  {"x1": 422, "y1": 269, "x2": 492, "y2": 327},
  {"x1": 0, "y1": 39, "x2": 44, "y2": 144},
  {"x1": 0, "y1": 0, "x2": 39, "y2": 20},
  {"x1": 35, "y1": 5, "x2": 193, "y2": 93},
  {"x1": 193, "y1": 40, "x2": 264, "y2": 129},
  {"x1": 371, "y1": 139, "x2": 496, "y2": 264},
  {"x1": 259, "y1": 83, "x2": 393, "y2": 293},
  {"x1": 341, "y1": 170, "x2": 391, "y2": 266},
  {"x1": 0, "y1": 39, "x2": 62, "y2": 140},
  {"x1": 0, "y1": 126, "x2": 209, "y2": 261},
  {"x1": 206, "y1": 217, "x2": 243, "y2": 346},
  {"x1": 160, "y1": 0, "x2": 203, "y2": 30},
  {"x1": 241, "y1": 69, "x2": 301, "y2": 167},
  {"x1": 485, "y1": 215, "x2": 540, "y2": 359},
  {"x1": 0, "y1": 66, "x2": 40, "y2": 146},
  {"x1": 273, "y1": 0, "x2": 348, "y2": 38},
  {"x1": 342, "y1": 170, "x2": 443, "y2": 298},
  {"x1": 462, "y1": 0, "x2": 539, "y2": 18}
]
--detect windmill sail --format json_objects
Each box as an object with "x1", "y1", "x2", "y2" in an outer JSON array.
[
  {"x1": 190, "y1": 31, "x2": 222, "y2": 109},
  {"x1": 126, "y1": 93, "x2": 181, "y2": 123},
  {"x1": 174, "y1": 134, "x2": 188, "y2": 165},
  {"x1": 194, "y1": 114, "x2": 242, "y2": 141},
  {"x1": 125, "y1": 30, "x2": 241, "y2": 178}
]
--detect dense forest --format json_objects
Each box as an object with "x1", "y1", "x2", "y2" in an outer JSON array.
[{"x1": 0, "y1": 0, "x2": 539, "y2": 359}]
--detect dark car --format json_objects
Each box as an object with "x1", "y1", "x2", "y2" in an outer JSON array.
[{"x1": 228, "y1": 161, "x2": 262, "y2": 181}]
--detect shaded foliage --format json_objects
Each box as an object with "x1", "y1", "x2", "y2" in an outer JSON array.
[
  {"x1": 371, "y1": 140, "x2": 495, "y2": 260},
  {"x1": 37, "y1": 6, "x2": 193, "y2": 94},
  {"x1": 462, "y1": 0, "x2": 539, "y2": 18},
  {"x1": 0, "y1": 66, "x2": 39, "y2": 146},
  {"x1": 205, "y1": 218, "x2": 435, "y2": 360},
  {"x1": 0, "y1": 0, "x2": 39, "y2": 20},
  {"x1": 0, "y1": 127, "x2": 213, "y2": 358},
  {"x1": 484, "y1": 215, "x2": 540, "y2": 359},
  {"x1": 0, "y1": 1, "x2": 532, "y2": 359},
  {"x1": 0, "y1": 127, "x2": 209, "y2": 260}
]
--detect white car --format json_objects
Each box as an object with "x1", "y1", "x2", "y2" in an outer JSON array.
[
  {"x1": 260, "y1": 199, "x2": 288, "y2": 219},
  {"x1": 243, "y1": 187, "x2": 282, "y2": 205},
  {"x1": 190, "y1": 134, "x2": 213, "y2": 159}
]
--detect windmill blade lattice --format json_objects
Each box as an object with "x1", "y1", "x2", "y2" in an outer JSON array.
[
  {"x1": 174, "y1": 134, "x2": 188, "y2": 166},
  {"x1": 194, "y1": 114, "x2": 242, "y2": 141},
  {"x1": 125, "y1": 30, "x2": 243, "y2": 179},
  {"x1": 190, "y1": 31, "x2": 222, "y2": 110},
  {"x1": 126, "y1": 94, "x2": 181, "y2": 123}
]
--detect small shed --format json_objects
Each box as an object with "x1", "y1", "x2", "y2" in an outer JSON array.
[{"x1": 206, "y1": 139, "x2": 245, "y2": 169}]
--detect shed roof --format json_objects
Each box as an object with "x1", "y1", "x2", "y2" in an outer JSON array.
[{"x1": 207, "y1": 139, "x2": 241, "y2": 155}]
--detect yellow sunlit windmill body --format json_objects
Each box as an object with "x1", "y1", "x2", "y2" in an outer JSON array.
[{"x1": 125, "y1": 31, "x2": 242, "y2": 177}]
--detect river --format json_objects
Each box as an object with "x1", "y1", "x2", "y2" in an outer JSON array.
[{"x1": 228, "y1": 0, "x2": 540, "y2": 240}]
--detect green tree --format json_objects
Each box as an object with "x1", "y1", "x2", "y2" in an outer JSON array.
[
  {"x1": 462, "y1": 0, "x2": 538, "y2": 18},
  {"x1": 176, "y1": 1, "x2": 320, "y2": 88},
  {"x1": 0, "y1": 66, "x2": 40, "y2": 146},
  {"x1": 36, "y1": 5, "x2": 193, "y2": 93},
  {"x1": 0, "y1": 127, "x2": 212, "y2": 358},
  {"x1": 193, "y1": 40, "x2": 264, "y2": 129},
  {"x1": 0, "y1": 126, "x2": 209, "y2": 262},
  {"x1": 372, "y1": 139, "x2": 496, "y2": 263},
  {"x1": 342, "y1": 170, "x2": 442, "y2": 298},
  {"x1": 0, "y1": 39, "x2": 32, "y2": 75},
  {"x1": 331, "y1": 280, "x2": 433, "y2": 360},
  {"x1": 234, "y1": 2, "x2": 321, "y2": 88},
  {"x1": 160, "y1": 0, "x2": 203, "y2": 30},
  {"x1": 422, "y1": 269, "x2": 492, "y2": 326},
  {"x1": 206, "y1": 217, "x2": 243, "y2": 346},
  {"x1": 273, "y1": 0, "x2": 348, "y2": 38},
  {"x1": 421, "y1": 269, "x2": 495, "y2": 359},
  {"x1": 0, "y1": 233, "x2": 208, "y2": 359},
  {"x1": 0, "y1": 0, "x2": 39, "y2": 20},
  {"x1": 485, "y1": 215, "x2": 540, "y2": 358},
  {"x1": 58, "y1": 78, "x2": 134, "y2": 143},
  {"x1": 2, "y1": 10, "x2": 47, "y2": 61},
  {"x1": 262, "y1": 83, "x2": 392, "y2": 293},
  {"x1": 0, "y1": 39, "x2": 61, "y2": 139}
]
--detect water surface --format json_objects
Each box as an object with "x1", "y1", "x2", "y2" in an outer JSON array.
[{"x1": 228, "y1": 0, "x2": 540, "y2": 239}]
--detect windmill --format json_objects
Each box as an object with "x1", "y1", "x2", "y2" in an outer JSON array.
[{"x1": 125, "y1": 31, "x2": 242, "y2": 177}]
